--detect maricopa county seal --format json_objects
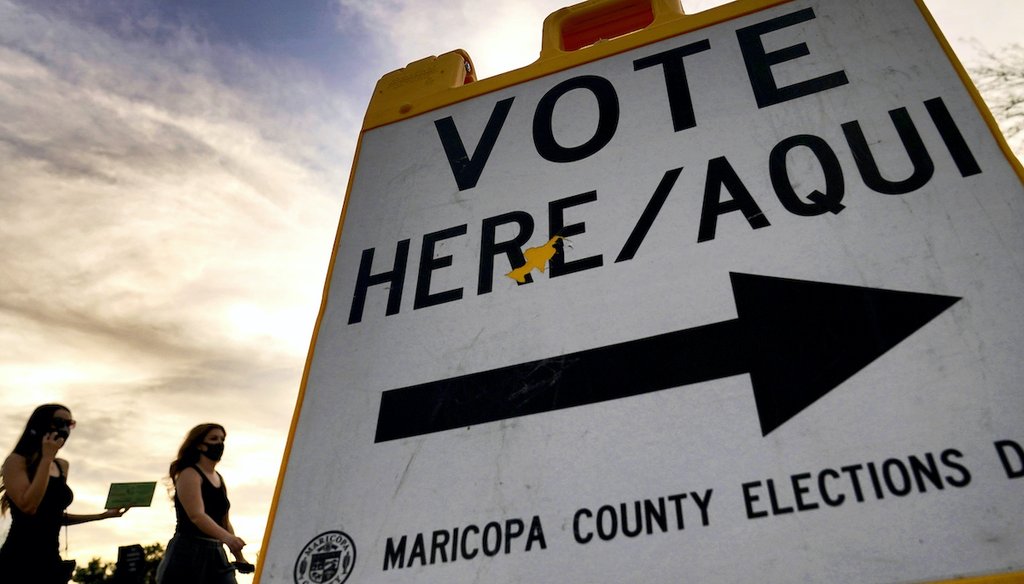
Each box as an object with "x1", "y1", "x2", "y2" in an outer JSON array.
[{"x1": 295, "y1": 531, "x2": 356, "y2": 584}]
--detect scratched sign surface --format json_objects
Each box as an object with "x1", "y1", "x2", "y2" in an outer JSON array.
[{"x1": 260, "y1": 0, "x2": 1024, "y2": 582}]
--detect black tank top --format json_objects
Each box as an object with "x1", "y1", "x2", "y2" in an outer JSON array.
[
  {"x1": 2, "y1": 460, "x2": 74, "y2": 554},
  {"x1": 173, "y1": 466, "x2": 230, "y2": 537}
]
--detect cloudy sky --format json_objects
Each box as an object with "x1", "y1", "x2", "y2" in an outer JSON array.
[{"x1": 0, "y1": 0, "x2": 1020, "y2": 580}]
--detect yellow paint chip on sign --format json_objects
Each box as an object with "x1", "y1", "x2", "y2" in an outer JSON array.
[{"x1": 506, "y1": 236, "x2": 564, "y2": 283}]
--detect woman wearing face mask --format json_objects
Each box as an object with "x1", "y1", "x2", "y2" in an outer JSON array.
[
  {"x1": 156, "y1": 423, "x2": 250, "y2": 584},
  {"x1": 0, "y1": 404, "x2": 128, "y2": 583}
]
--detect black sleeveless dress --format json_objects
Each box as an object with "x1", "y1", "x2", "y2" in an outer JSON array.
[
  {"x1": 0, "y1": 461, "x2": 74, "y2": 584},
  {"x1": 172, "y1": 466, "x2": 230, "y2": 536},
  {"x1": 156, "y1": 466, "x2": 236, "y2": 584}
]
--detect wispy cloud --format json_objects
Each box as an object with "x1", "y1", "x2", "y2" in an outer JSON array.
[
  {"x1": 336, "y1": 0, "x2": 568, "y2": 78},
  {"x1": 334, "y1": 0, "x2": 733, "y2": 81},
  {"x1": 0, "y1": 0, "x2": 353, "y2": 565},
  {"x1": 3, "y1": 0, "x2": 1018, "y2": 572}
]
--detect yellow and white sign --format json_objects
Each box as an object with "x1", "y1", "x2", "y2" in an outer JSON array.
[{"x1": 257, "y1": 0, "x2": 1024, "y2": 582}]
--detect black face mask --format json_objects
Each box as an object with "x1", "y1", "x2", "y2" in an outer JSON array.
[
  {"x1": 201, "y1": 442, "x2": 224, "y2": 461},
  {"x1": 50, "y1": 419, "x2": 73, "y2": 440}
]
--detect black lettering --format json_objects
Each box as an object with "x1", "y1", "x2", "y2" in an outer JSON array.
[
  {"x1": 504, "y1": 519, "x2": 524, "y2": 554},
  {"x1": 525, "y1": 516, "x2": 547, "y2": 551},
  {"x1": 736, "y1": 7, "x2": 849, "y2": 108},
  {"x1": 818, "y1": 468, "x2": 845, "y2": 506},
  {"x1": 632, "y1": 40, "x2": 712, "y2": 131},
  {"x1": 549, "y1": 191, "x2": 603, "y2": 276},
  {"x1": 995, "y1": 440, "x2": 1024, "y2": 479},
  {"x1": 769, "y1": 134, "x2": 845, "y2": 216},
  {"x1": 840, "y1": 464, "x2": 866, "y2": 502},
  {"x1": 479, "y1": 211, "x2": 535, "y2": 293},
  {"x1": 644, "y1": 498, "x2": 667, "y2": 534},
  {"x1": 691, "y1": 489, "x2": 713, "y2": 526},
  {"x1": 596, "y1": 505, "x2": 618, "y2": 541},
  {"x1": 908, "y1": 453, "x2": 945, "y2": 492},
  {"x1": 482, "y1": 522, "x2": 502, "y2": 557},
  {"x1": 348, "y1": 240, "x2": 410, "y2": 325},
  {"x1": 408, "y1": 534, "x2": 426, "y2": 566},
  {"x1": 842, "y1": 107, "x2": 934, "y2": 194},
  {"x1": 697, "y1": 156, "x2": 771, "y2": 242},
  {"x1": 383, "y1": 536, "x2": 407, "y2": 571},
  {"x1": 941, "y1": 448, "x2": 972, "y2": 487},
  {"x1": 616, "y1": 167, "x2": 683, "y2": 262},
  {"x1": 435, "y1": 97, "x2": 514, "y2": 191},
  {"x1": 414, "y1": 225, "x2": 466, "y2": 310},
  {"x1": 866, "y1": 461, "x2": 885, "y2": 499},
  {"x1": 742, "y1": 481, "x2": 768, "y2": 519},
  {"x1": 924, "y1": 96, "x2": 981, "y2": 177},
  {"x1": 667, "y1": 493, "x2": 688, "y2": 528},
  {"x1": 573, "y1": 508, "x2": 594, "y2": 544},
  {"x1": 461, "y1": 524, "x2": 479, "y2": 559},
  {"x1": 882, "y1": 458, "x2": 912, "y2": 496},
  {"x1": 791, "y1": 472, "x2": 819, "y2": 511},
  {"x1": 430, "y1": 530, "x2": 450, "y2": 564},
  {"x1": 766, "y1": 479, "x2": 794, "y2": 515},
  {"x1": 621, "y1": 501, "x2": 643, "y2": 537},
  {"x1": 534, "y1": 76, "x2": 619, "y2": 163}
]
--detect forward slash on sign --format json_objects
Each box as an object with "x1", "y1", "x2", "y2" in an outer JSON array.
[{"x1": 375, "y1": 273, "x2": 959, "y2": 442}]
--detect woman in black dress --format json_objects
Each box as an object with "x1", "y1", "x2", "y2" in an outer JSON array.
[
  {"x1": 156, "y1": 423, "x2": 250, "y2": 584},
  {"x1": 0, "y1": 404, "x2": 127, "y2": 583}
]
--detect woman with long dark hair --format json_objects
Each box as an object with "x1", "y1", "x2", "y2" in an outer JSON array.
[
  {"x1": 156, "y1": 423, "x2": 249, "y2": 584},
  {"x1": 0, "y1": 404, "x2": 127, "y2": 583}
]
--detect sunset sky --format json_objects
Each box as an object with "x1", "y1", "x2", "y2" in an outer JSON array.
[{"x1": 0, "y1": 0, "x2": 1020, "y2": 581}]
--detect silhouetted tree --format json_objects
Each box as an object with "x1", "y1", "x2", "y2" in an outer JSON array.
[
  {"x1": 72, "y1": 543, "x2": 164, "y2": 584},
  {"x1": 138, "y1": 543, "x2": 164, "y2": 584},
  {"x1": 970, "y1": 44, "x2": 1024, "y2": 156},
  {"x1": 72, "y1": 557, "x2": 114, "y2": 583}
]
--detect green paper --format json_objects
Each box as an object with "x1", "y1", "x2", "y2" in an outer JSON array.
[{"x1": 104, "y1": 482, "x2": 157, "y2": 509}]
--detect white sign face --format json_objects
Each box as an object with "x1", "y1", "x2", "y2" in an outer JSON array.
[{"x1": 261, "y1": 0, "x2": 1024, "y2": 582}]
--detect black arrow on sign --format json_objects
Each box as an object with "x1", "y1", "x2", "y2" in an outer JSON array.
[{"x1": 375, "y1": 273, "x2": 959, "y2": 442}]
